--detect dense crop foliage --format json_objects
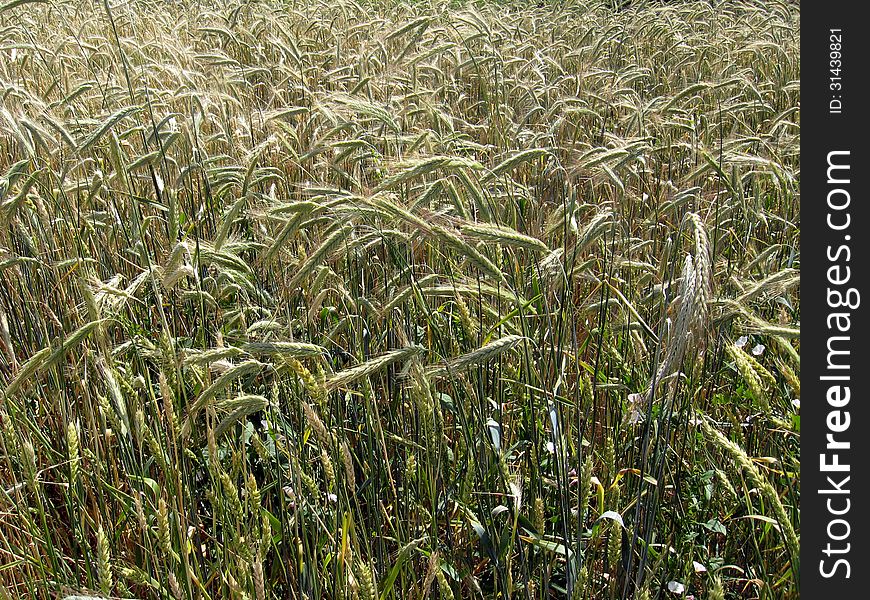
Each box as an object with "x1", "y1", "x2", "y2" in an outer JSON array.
[{"x1": 0, "y1": 0, "x2": 799, "y2": 598}]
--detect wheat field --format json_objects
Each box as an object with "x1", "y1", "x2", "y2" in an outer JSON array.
[{"x1": 0, "y1": 0, "x2": 799, "y2": 598}]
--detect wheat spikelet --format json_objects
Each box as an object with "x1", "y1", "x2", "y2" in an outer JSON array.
[
  {"x1": 726, "y1": 344, "x2": 767, "y2": 409},
  {"x1": 161, "y1": 241, "x2": 192, "y2": 290},
  {"x1": 91, "y1": 274, "x2": 137, "y2": 317},
  {"x1": 540, "y1": 247, "x2": 567, "y2": 283},
  {"x1": 76, "y1": 106, "x2": 140, "y2": 154},
  {"x1": 0, "y1": 308, "x2": 15, "y2": 370},
  {"x1": 214, "y1": 193, "x2": 251, "y2": 253},
  {"x1": 285, "y1": 356, "x2": 328, "y2": 407},
  {"x1": 215, "y1": 394, "x2": 268, "y2": 438},
  {"x1": 263, "y1": 207, "x2": 323, "y2": 264},
  {"x1": 246, "y1": 473, "x2": 261, "y2": 514},
  {"x1": 302, "y1": 401, "x2": 331, "y2": 447},
  {"x1": 136, "y1": 409, "x2": 168, "y2": 470},
  {"x1": 157, "y1": 497, "x2": 171, "y2": 555},
  {"x1": 714, "y1": 467, "x2": 739, "y2": 503},
  {"x1": 96, "y1": 357, "x2": 130, "y2": 436},
  {"x1": 118, "y1": 564, "x2": 161, "y2": 590},
  {"x1": 603, "y1": 436, "x2": 616, "y2": 487},
  {"x1": 737, "y1": 268, "x2": 799, "y2": 305},
  {"x1": 2, "y1": 346, "x2": 50, "y2": 400},
  {"x1": 422, "y1": 550, "x2": 439, "y2": 597},
  {"x1": 66, "y1": 422, "x2": 80, "y2": 485},
  {"x1": 413, "y1": 281, "x2": 532, "y2": 315},
  {"x1": 572, "y1": 567, "x2": 588, "y2": 600},
  {"x1": 386, "y1": 15, "x2": 431, "y2": 40},
  {"x1": 533, "y1": 497, "x2": 545, "y2": 535},
  {"x1": 183, "y1": 346, "x2": 245, "y2": 367},
  {"x1": 427, "y1": 334, "x2": 527, "y2": 378},
  {"x1": 452, "y1": 168, "x2": 487, "y2": 219},
  {"x1": 218, "y1": 469, "x2": 244, "y2": 519},
  {"x1": 405, "y1": 452, "x2": 418, "y2": 482},
  {"x1": 607, "y1": 519, "x2": 621, "y2": 577},
  {"x1": 133, "y1": 492, "x2": 146, "y2": 533},
  {"x1": 408, "y1": 360, "x2": 437, "y2": 454},
  {"x1": 713, "y1": 301, "x2": 800, "y2": 362},
  {"x1": 246, "y1": 320, "x2": 285, "y2": 335},
  {"x1": 736, "y1": 319, "x2": 800, "y2": 339},
  {"x1": 366, "y1": 193, "x2": 434, "y2": 235},
  {"x1": 707, "y1": 577, "x2": 725, "y2": 600},
  {"x1": 252, "y1": 557, "x2": 265, "y2": 600},
  {"x1": 577, "y1": 208, "x2": 613, "y2": 252},
  {"x1": 484, "y1": 148, "x2": 552, "y2": 181},
  {"x1": 649, "y1": 248, "x2": 704, "y2": 397},
  {"x1": 685, "y1": 212, "x2": 712, "y2": 334},
  {"x1": 168, "y1": 572, "x2": 183, "y2": 600},
  {"x1": 460, "y1": 222, "x2": 549, "y2": 253},
  {"x1": 435, "y1": 567, "x2": 454, "y2": 600},
  {"x1": 374, "y1": 155, "x2": 483, "y2": 192},
  {"x1": 453, "y1": 292, "x2": 478, "y2": 337},
  {"x1": 339, "y1": 441, "x2": 356, "y2": 491},
  {"x1": 182, "y1": 359, "x2": 265, "y2": 436},
  {"x1": 320, "y1": 448, "x2": 336, "y2": 492},
  {"x1": 777, "y1": 359, "x2": 800, "y2": 397},
  {"x1": 354, "y1": 559, "x2": 376, "y2": 600},
  {"x1": 378, "y1": 274, "x2": 441, "y2": 317},
  {"x1": 326, "y1": 346, "x2": 423, "y2": 390},
  {"x1": 242, "y1": 341, "x2": 326, "y2": 358},
  {"x1": 741, "y1": 350, "x2": 777, "y2": 389},
  {"x1": 331, "y1": 94, "x2": 399, "y2": 133},
  {"x1": 699, "y1": 416, "x2": 799, "y2": 569},
  {"x1": 431, "y1": 225, "x2": 507, "y2": 284},
  {"x1": 287, "y1": 225, "x2": 351, "y2": 291},
  {"x1": 396, "y1": 535, "x2": 426, "y2": 565},
  {"x1": 96, "y1": 525, "x2": 113, "y2": 595}
]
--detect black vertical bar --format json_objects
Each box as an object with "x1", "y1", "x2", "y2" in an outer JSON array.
[{"x1": 803, "y1": 2, "x2": 869, "y2": 596}]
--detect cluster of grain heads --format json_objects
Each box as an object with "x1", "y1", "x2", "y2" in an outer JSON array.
[
  {"x1": 0, "y1": 0, "x2": 798, "y2": 597},
  {"x1": 699, "y1": 415, "x2": 799, "y2": 580}
]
